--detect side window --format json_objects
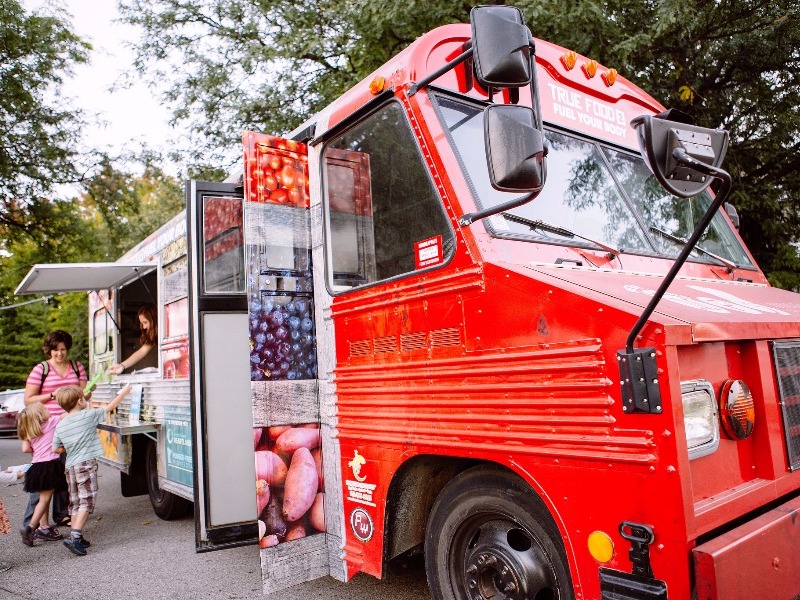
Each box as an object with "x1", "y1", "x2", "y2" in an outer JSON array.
[
  {"x1": 203, "y1": 196, "x2": 245, "y2": 294},
  {"x1": 323, "y1": 102, "x2": 453, "y2": 291},
  {"x1": 92, "y1": 308, "x2": 110, "y2": 354}
]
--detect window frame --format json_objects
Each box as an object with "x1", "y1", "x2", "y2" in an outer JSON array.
[
  {"x1": 429, "y1": 87, "x2": 756, "y2": 271},
  {"x1": 320, "y1": 98, "x2": 456, "y2": 296}
]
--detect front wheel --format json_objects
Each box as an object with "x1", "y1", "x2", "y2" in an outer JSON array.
[
  {"x1": 425, "y1": 465, "x2": 574, "y2": 600},
  {"x1": 145, "y1": 440, "x2": 192, "y2": 520}
]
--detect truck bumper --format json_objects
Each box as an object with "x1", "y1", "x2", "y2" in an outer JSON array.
[{"x1": 692, "y1": 495, "x2": 800, "y2": 600}]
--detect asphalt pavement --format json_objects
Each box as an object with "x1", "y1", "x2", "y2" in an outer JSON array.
[{"x1": 0, "y1": 437, "x2": 430, "y2": 599}]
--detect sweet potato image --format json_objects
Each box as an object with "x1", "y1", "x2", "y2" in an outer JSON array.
[
  {"x1": 262, "y1": 493, "x2": 287, "y2": 538},
  {"x1": 268, "y1": 425, "x2": 292, "y2": 440},
  {"x1": 285, "y1": 521, "x2": 307, "y2": 541},
  {"x1": 311, "y1": 447, "x2": 324, "y2": 492},
  {"x1": 256, "y1": 478, "x2": 270, "y2": 515},
  {"x1": 258, "y1": 519, "x2": 266, "y2": 540},
  {"x1": 275, "y1": 426, "x2": 320, "y2": 456},
  {"x1": 254, "y1": 450, "x2": 288, "y2": 486},
  {"x1": 309, "y1": 492, "x2": 325, "y2": 533},
  {"x1": 260, "y1": 534, "x2": 279, "y2": 549},
  {"x1": 282, "y1": 447, "x2": 318, "y2": 521}
]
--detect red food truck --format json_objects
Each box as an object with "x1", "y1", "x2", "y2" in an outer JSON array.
[{"x1": 16, "y1": 6, "x2": 800, "y2": 599}]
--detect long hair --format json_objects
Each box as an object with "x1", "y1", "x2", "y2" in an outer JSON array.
[
  {"x1": 17, "y1": 402, "x2": 48, "y2": 441},
  {"x1": 138, "y1": 304, "x2": 158, "y2": 347}
]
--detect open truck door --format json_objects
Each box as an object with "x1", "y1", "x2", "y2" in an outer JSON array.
[
  {"x1": 187, "y1": 181, "x2": 259, "y2": 550},
  {"x1": 243, "y1": 132, "x2": 343, "y2": 592}
]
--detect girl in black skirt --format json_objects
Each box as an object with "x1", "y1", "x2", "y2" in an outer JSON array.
[{"x1": 16, "y1": 402, "x2": 68, "y2": 546}]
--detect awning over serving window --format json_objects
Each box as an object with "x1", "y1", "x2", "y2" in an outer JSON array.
[{"x1": 15, "y1": 263, "x2": 156, "y2": 295}]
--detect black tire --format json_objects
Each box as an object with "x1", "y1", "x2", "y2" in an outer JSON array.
[
  {"x1": 146, "y1": 440, "x2": 192, "y2": 520},
  {"x1": 425, "y1": 465, "x2": 574, "y2": 600}
]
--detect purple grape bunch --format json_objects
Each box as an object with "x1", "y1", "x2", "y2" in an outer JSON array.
[{"x1": 249, "y1": 295, "x2": 317, "y2": 381}]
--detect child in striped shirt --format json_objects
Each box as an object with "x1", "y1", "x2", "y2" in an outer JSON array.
[{"x1": 52, "y1": 384, "x2": 131, "y2": 556}]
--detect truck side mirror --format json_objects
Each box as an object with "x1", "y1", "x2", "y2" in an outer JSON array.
[
  {"x1": 725, "y1": 202, "x2": 740, "y2": 229},
  {"x1": 631, "y1": 110, "x2": 729, "y2": 199},
  {"x1": 470, "y1": 6, "x2": 532, "y2": 89},
  {"x1": 485, "y1": 104, "x2": 545, "y2": 192}
]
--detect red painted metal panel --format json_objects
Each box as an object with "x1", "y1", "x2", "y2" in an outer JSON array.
[{"x1": 693, "y1": 495, "x2": 800, "y2": 600}]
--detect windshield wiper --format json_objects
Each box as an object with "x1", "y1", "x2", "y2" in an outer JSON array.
[
  {"x1": 502, "y1": 213, "x2": 622, "y2": 259},
  {"x1": 649, "y1": 227, "x2": 737, "y2": 270}
]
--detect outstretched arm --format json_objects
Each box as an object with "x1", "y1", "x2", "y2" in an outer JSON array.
[
  {"x1": 105, "y1": 384, "x2": 132, "y2": 414},
  {"x1": 108, "y1": 344, "x2": 153, "y2": 375}
]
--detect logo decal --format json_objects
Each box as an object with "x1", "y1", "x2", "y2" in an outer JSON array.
[
  {"x1": 345, "y1": 449, "x2": 376, "y2": 507},
  {"x1": 348, "y1": 449, "x2": 367, "y2": 482},
  {"x1": 350, "y1": 508, "x2": 374, "y2": 542}
]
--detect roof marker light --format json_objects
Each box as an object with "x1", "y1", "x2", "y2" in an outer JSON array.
[
  {"x1": 561, "y1": 51, "x2": 577, "y2": 70},
  {"x1": 602, "y1": 68, "x2": 618, "y2": 87},
  {"x1": 582, "y1": 59, "x2": 598, "y2": 79},
  {"x1": 369, "y1": 76, "x2": 385, "y2": 95}
]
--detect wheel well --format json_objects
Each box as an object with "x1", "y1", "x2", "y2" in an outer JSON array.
[
  {"x1": 384, "y1": 455, "x2": 475, "y2": 561},
  {"x1": 384, "y1": 458, "x2": 566, "y2": 565}
]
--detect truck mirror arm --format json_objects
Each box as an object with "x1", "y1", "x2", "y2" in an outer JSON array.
[
  {"x1": 624, "y1": 148, "x2": 733, "y2": 354},
  {"x1": 407, "y1": 44, "x2": 473, "y2": 97},
  {"x1": 458, "y1": 191, "x2": 537, "y2": 226}
]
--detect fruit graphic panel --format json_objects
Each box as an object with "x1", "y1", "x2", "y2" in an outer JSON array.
[{"x1": 253, "y1": 423, "x2": 325, "y2": 547}]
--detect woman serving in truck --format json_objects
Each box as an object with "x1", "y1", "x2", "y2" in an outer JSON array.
[{"x1": 108, "y1": 304, "x2": 157, "y2": 375}]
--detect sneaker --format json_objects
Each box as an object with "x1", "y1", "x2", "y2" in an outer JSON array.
[
  {"x1": 63, "y1": 537, "x2": 87, "y2": 556},
  {"x1": 79, "y1": 536, "x2": 91, "y2": 548},
  {"x1": 19, "y1": 526, "x2": 35, "y2": 547},
  {"x1": 33, "y1": 527, "x2": 63, "y2": 541}
]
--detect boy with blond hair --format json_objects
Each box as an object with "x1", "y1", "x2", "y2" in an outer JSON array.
[{"x1": 52, "y1": 384, "x2": 131, "y2": 556}]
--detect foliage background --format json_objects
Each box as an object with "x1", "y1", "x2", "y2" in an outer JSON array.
[{"x1": 1, "y1": 0, "x2": 799, "y2": 388}]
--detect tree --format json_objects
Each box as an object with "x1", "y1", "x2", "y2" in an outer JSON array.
[
  {"x1": 517, "y1": 0, "x2": 800, "y2": 285},
  {"x1": 0, "y1": 162, "x2": 184, "y2": 390},
  {"x1": 0, "y1": 0, "x2": 90, "y2": 242},
  {"x1": 120, "y1": 0, "x2": 800, "y2": 283}
]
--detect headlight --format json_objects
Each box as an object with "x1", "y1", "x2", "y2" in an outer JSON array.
[{"x1": 682, "y1": 380, "x2": 720, "y2": 459}]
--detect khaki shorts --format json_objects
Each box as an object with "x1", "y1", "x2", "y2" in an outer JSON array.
[{"x1": 66, "y1": 460, "x2": 99, "y2": 515}]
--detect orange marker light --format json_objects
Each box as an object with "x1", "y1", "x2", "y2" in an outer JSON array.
[
  {"x1": 602, "y1": 68, "x2": 618, "y2": 87},
  {"x1": 561, "y1": 51, "x2": 577, "y2": 71},
  {"x1": 588, "y1": 531, "x2": 614, "y2": 563},
  {"x1": 369, "y1": 76, "x2": 385, "y2": 95},
  {"x1": 582, "y1": 60, "x2": 598, "y2": 79},
  {"x1": 719, "y1": 379, "x2": 755, "y2": 440}
]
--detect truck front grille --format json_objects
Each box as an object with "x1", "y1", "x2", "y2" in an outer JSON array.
[{"x1": 772, "y1": 340, "x2": 800, "y2": 471}]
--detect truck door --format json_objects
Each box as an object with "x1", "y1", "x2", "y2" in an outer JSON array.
[
  {"x1": 188, "y1": 181, "x2": 258, "y2": 550},
  {"x1": 243, "y1": 132, "x2": 335, "y2": 592}
]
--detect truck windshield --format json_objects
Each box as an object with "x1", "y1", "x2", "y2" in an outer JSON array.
[{"x1": 432, "y1": 93, "x2": 753, "y2": 268}]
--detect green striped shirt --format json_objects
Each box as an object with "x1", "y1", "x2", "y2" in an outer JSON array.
[{"x1": 52, "y1": 407, "x2": 107, "y2": 469}]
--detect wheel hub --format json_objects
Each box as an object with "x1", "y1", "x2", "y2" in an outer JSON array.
[
  {"x1": 466, "y1": 551, "x2": 521, "y2": 599},
  {"x1": 461, "y1": 520, "x2": 555, "y2": 600}
]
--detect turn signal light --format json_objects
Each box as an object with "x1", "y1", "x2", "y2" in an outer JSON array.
[
  {"x1": 588, "y1": 531, "x2": 614, "y2": 563},
  {"x1": 719, "y1": 379, "x2": 755, "y2": 440}
]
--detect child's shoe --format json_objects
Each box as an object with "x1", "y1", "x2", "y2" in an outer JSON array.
[
  {"x1": 63, "y1": 536, "x2": 88, "y2": 556},
  {"x1": 79, "y1": 536, "x2": 91, "y2": 547},
  {"x1": 33, "y1": 526, "x2": 63, "y2": 541},
  {"x1": 19, "y1": 526, "x2": 35, "y2": 547}
]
